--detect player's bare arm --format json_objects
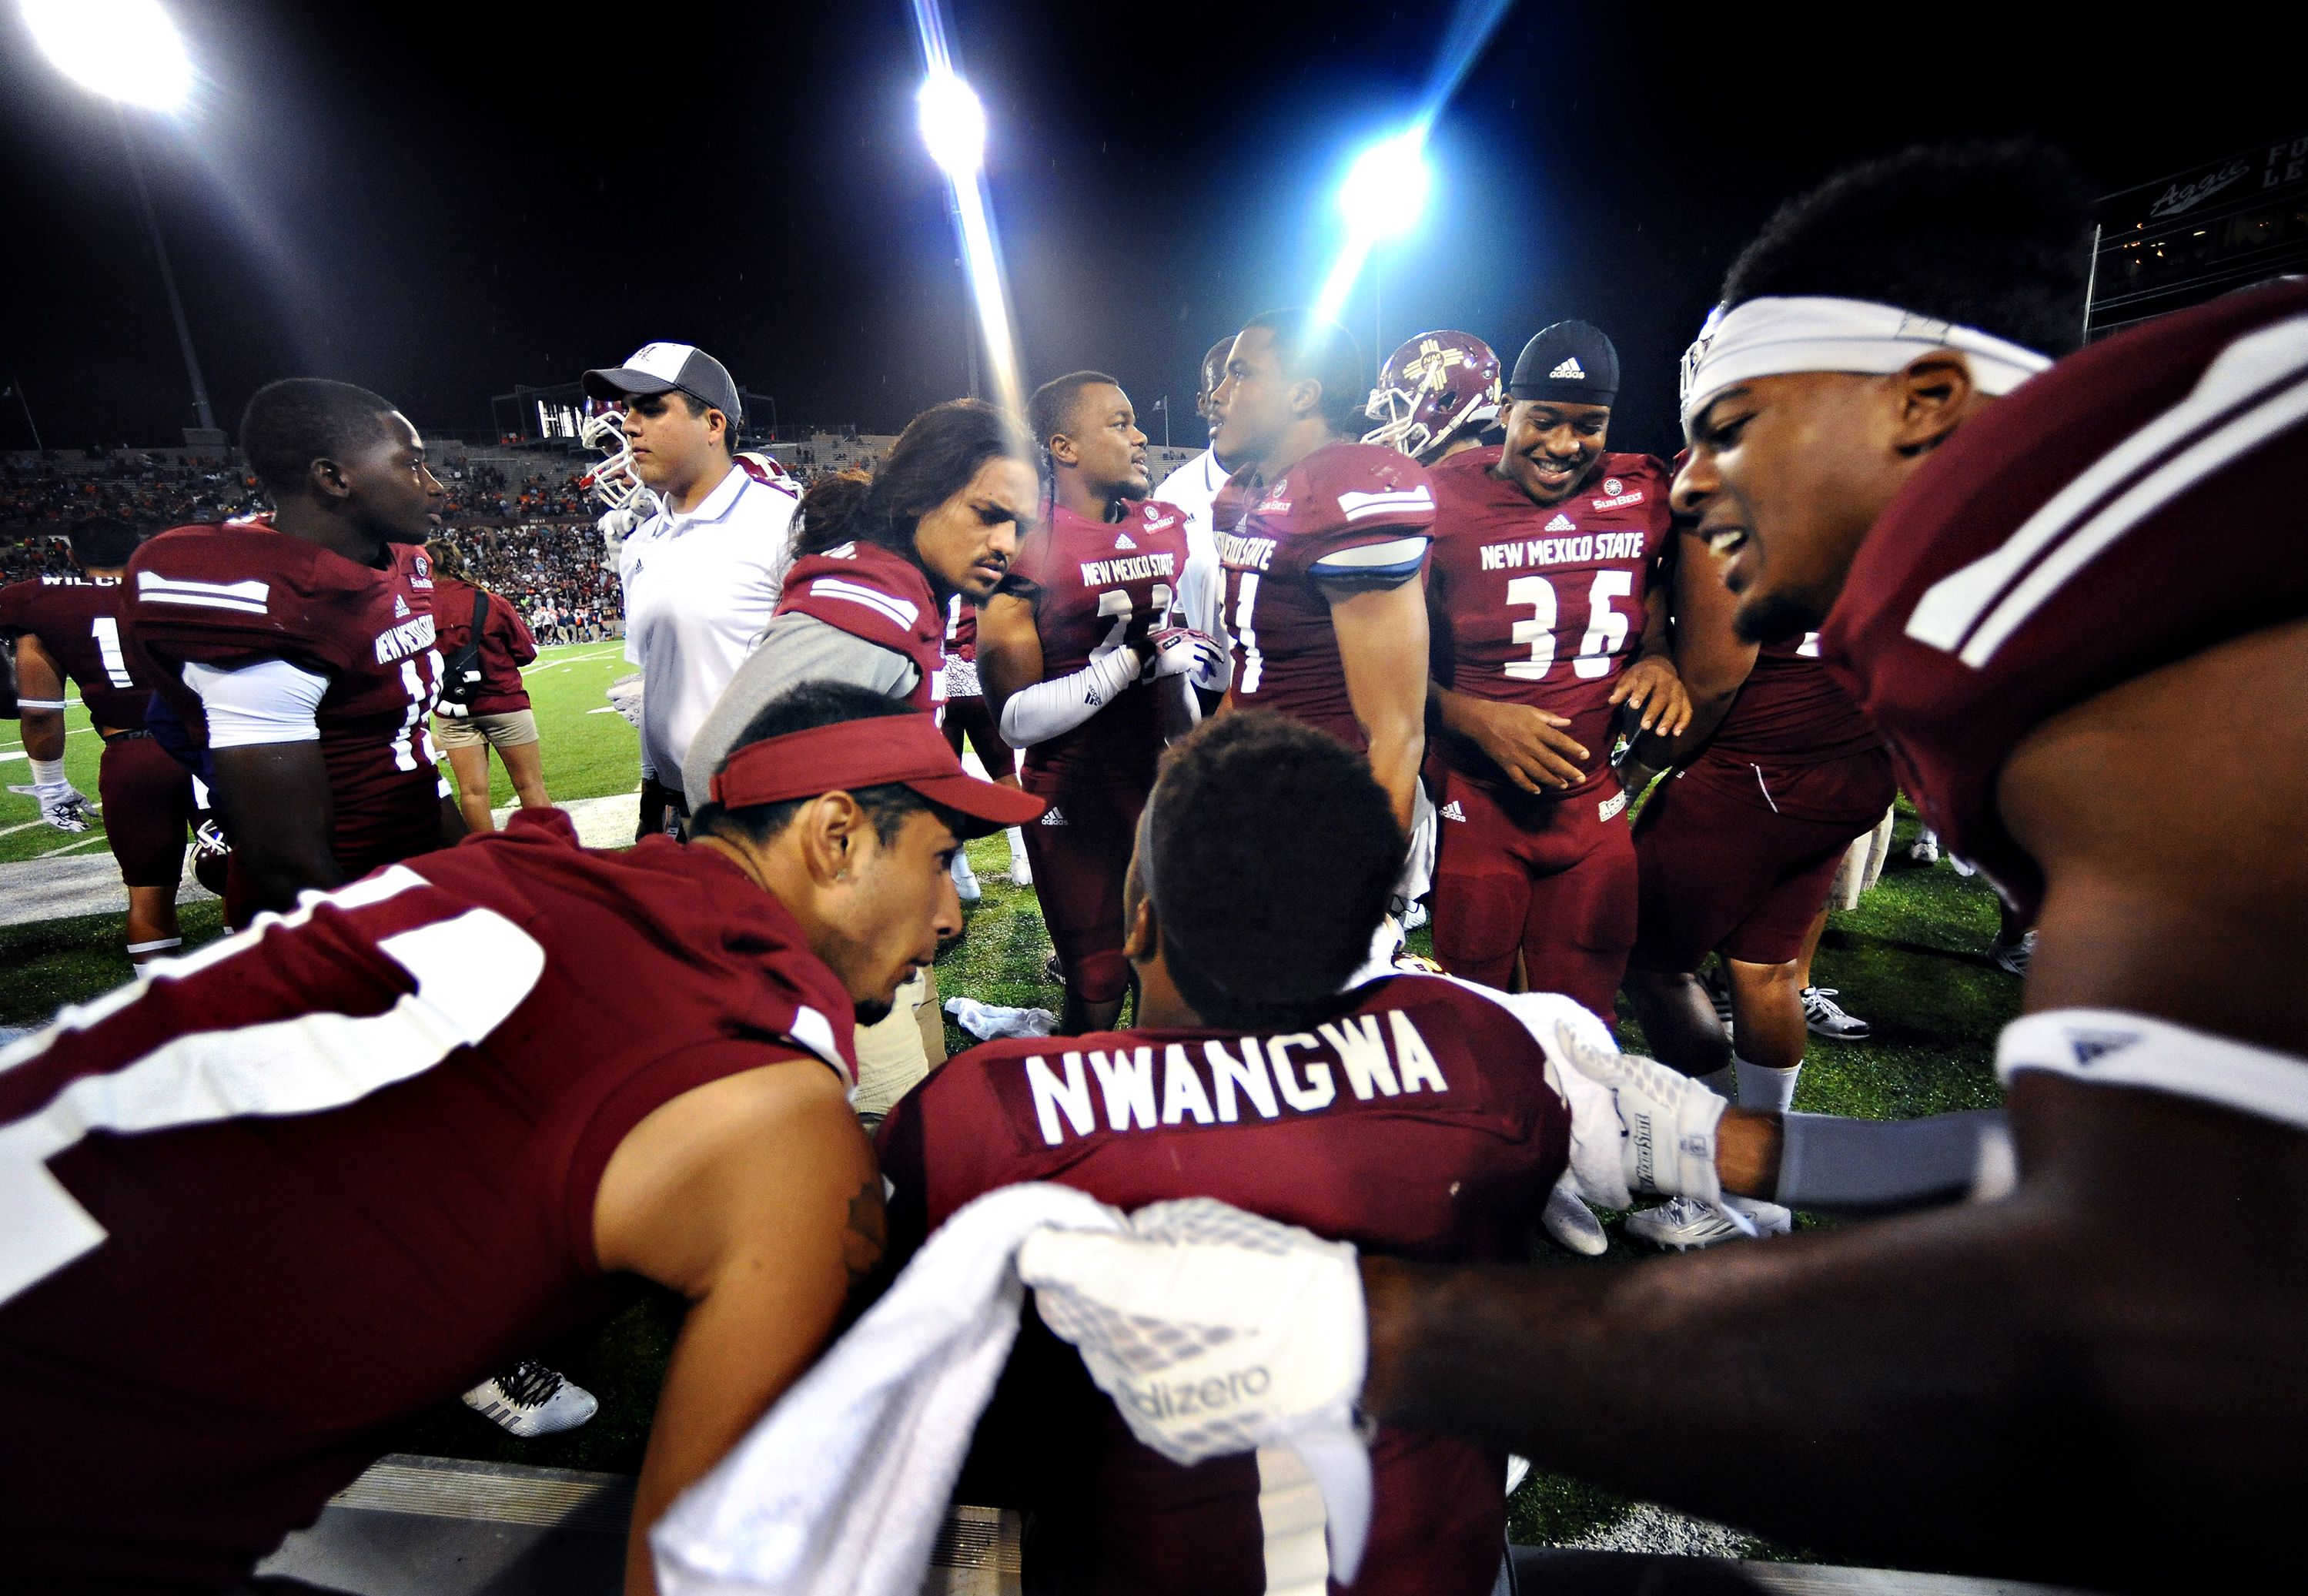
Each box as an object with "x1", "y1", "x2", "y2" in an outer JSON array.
[
  {"x1": 1606, "y1": 577, "x2": 1691, "y2": 737},
  {"x1": 210, "y1": 741, "x2": 346, "y2": 909},
  {"x1": 11, "y1": 631, "x2": 68, "y2": 761},
  {"x1": 594, "y1": 1057, "x2": 884, "y2": 1596},
  {"x1": 1324, "y1": 575, "x2": 1428, "y2": 828},
  {"x1": 972, "y1": 577, "x2": 1046, "y2": 731},
  {"x1": 1618, "y1": 524, "x2": 1756, "y2": 788}
]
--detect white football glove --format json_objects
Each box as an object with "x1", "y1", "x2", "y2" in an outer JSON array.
[
  {"x1": 1144, "y1": 626, "x2": 1227, "y2": 683},
  {"x1": 1548, "y1": 1020, "x2": 1747, "y2": 1233},
  {"x1": 607, "y1": 673, "x2": 645, "y2": 730},
  {"x1": 1019, "y1": 1197, "x2": 1373, "y2": 1584},
  {"x1": 12, "y1": 778, "x2": 93, "y2": 833}
]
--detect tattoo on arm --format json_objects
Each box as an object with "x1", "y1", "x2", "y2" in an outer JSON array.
[{"x1": 839, "y1": 1174, "x2": 891, "y2": 1326}]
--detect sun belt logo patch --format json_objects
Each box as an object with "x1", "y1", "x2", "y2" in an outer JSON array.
[{"x1": 1550, "y1": 356, "x2": 1586, "y2": 380}]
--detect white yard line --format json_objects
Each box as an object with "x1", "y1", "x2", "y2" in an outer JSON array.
[
  {"x1": 1, "y1": 724, "x2": 101, "y2": 759},
  {"x1": 34, "y1": 834, "x2": 109, "y2": 858}
]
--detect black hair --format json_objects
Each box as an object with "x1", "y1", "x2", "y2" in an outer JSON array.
[
  {"x1": 1242, "y1": 309, "x2": 1366, "y2": 435},
  {"x1": 789, "y1": 397, "x2": 1028, "y2": 569},
  {"x1": 67, "y1": 516, "x2": 142, "y2": 569},
  {"x1": 672, "y1": 390, "x2": 739, "y2": 457},
  {"x1": 1149, "y1": 711, "x2": 1405, "y2": 1032},
  {"x1": 1028, "y1": 370, "x2": 1123, "y2": 490},
  {"x1": 689, "y1": 681, "x2": 969, "y2": 848},
  {"x1": 1722, "y1": 140, "x2": 2094, "y2": 359},
  {"x1": 1199, "y1": 336, "x2": 1235, "y2": 399},
  {"x1": 239, "y1": 378, "x2": 400, "y2": 494}
]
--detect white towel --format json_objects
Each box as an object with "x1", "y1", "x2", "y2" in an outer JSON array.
[{"x1": 651, "y1": 1182, "x2": 1123, "y2": 1596}]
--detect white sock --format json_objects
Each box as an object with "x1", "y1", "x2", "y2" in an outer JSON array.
[
  {"x1": 1698, "y1": 1063, "x2": 1738, "y2": 1101},
  {"x1": 128, "y1": 937, "x2": 182, "y2": 975},
  {"x1": 30, "y1": 755, "x2": 66, "y2": 791},
  {"x1": 1736, "y1": 1056, "x2": 1801, "y2": 1113},
  {"x1": 1005, "y1": 825, "x2": 1027, "y2": 859}
]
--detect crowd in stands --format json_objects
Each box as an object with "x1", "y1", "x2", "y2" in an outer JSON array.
[{"x1": 440, "y1": 522, "x2": 624, "y2": 639}]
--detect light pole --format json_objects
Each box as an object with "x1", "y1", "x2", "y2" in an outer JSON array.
[
  {"x1": 22, "y1": 1, "x2": 220, "y2": 443},
  {"x1": 916, "y1": 62, "x2": 1023, "y2": 420}
]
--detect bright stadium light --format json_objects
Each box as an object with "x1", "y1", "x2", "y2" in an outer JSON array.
[
  {"x1": 21, "y1": 0, "x2": 191, "y2": 112},
  {"x1": 1314, "y1": 123, "x2": 1434, "y2": 329},
  {"x1": 918, "y1": 69, "x2": 987, "y2": 179},
  {"x1": 1337, "y1": 128, "x2": 1432, "y2": 241}
]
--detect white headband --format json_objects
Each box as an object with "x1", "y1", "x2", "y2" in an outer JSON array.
[{"x1": 1679, "y1": 295, "x2": 2052, "y2": 437}]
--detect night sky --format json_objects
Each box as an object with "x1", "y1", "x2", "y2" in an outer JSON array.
[{"x1": 1, "y1": 2, "x2": 2291, "y2": 460}]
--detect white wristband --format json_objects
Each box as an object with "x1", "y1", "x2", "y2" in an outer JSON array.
[
  {"x1": 30, "y1": 756, "x2": 67, "y2": 791},
  {"x1": 998, "y1": 647, "x2": 1143, "y2": 747}
]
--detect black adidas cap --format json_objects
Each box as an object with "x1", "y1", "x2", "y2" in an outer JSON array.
[{"x1": 1507, "y1": 320, "x2": 1619, "y2": 407}]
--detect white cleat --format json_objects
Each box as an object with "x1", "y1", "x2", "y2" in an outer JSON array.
[
  {"x1": 1801, "y1": 986, "x2": 1871, "y2": 1039},
  {"x1": 1908, "y1": 830, "x2": 1940, "y2": 865},
  {"x1": 952, "y1": 848, "x2": 982, "y2": 905},
  {"x1": 1540, "y1": 1178, "x2": 1608, "y2": 1256},
  {"x1": 1399, "y1": 899, "x2": 1430, "y2": 932},
  {"x1": 1625, "y1": 1195, "x2": 1792, "y2": 1252},
  {"x1": 462, "y1": 1360, "x2": 598, "y2": 1437},
  {"x1": 1006, "y1": 828, "x2": 1032, "y2": 887}
]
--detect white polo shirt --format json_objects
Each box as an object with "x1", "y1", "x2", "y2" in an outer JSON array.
[
  {"x1": 1153, "y1": 446, "x2": 1235, "y2": 640},
  {"x1": 617, "y1": 461, "x2": 799, "y2": 783}
]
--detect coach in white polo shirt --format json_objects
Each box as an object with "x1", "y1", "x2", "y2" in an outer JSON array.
[{"x1": 584, "y1": 341, "x2": 799, "y2": 835}]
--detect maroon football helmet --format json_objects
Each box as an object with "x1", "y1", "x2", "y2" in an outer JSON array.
[{"x1": 1363, "y1": 330, "x2": 1504, "y2": 462}]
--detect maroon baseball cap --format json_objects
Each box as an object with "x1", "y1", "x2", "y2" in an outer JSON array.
[{"x1": 710, "y1": 713, "x2": 1044, "y2": 838}]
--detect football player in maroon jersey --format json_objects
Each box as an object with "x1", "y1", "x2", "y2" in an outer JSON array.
[
  {"x1": 122, "y1": 379, "x2": 463, "y2": 923},
  {"x1": 0, "y1": 516, "x2": 199, "y2": 967},
  {"x1": 1211, "y1": 310, "x2": 1434, "y2": 832},
  {"x1": 1017, "y1": 144, "x2": 2308, "y2": 1589},
  {"x1": 0, "y1": 683, "x2": 1040, "y2": 1594},
  {"x1": 976, "y1": 372, "x2": 1217, "y2": 1034},
  {"x1": 880, "y1": 711, "x2": 1587, "y2": 1595},
  {"x1": 938, "y1": 594, "x2": 1033, "y2": 902},
  {"x1": 1420, "y1": 322, "x2": 1688, "y2": 1018}
]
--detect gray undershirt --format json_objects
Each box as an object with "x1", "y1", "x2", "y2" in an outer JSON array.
[{"x1": 682, "y1": 611, "x2": 921, "y2": 810}]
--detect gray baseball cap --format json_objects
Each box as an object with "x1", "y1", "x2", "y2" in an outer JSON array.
[{"x1": 583, "y1": 342, "x2": 743, "y2": 425}]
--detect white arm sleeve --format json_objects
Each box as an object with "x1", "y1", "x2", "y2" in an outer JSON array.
[
  {"x1": 997, "y1": 648, "x2": 1143, "y2": 748},
  {"x1": 182, "y1": 657, "x2": 329, "y2": 748}
]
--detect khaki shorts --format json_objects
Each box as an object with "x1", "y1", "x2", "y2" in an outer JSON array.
[{"x1": 433, "y1": 708, "x2": 540, "y2": 751}]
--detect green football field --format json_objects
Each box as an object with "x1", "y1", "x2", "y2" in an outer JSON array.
[{"x1": 0, "y1": 642, "x2": 2020, "y2": 1554}]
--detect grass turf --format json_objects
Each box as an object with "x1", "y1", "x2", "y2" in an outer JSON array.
[{"x1": 0, "y1": 651, "x2": 2020, "y2": 1548}]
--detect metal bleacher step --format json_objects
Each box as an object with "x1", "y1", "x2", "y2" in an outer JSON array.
[
  {"x1": 253, "y1": 1452, "x2": 2088, "y2": 1596},
  {"x1": 253, "y1": 1454, "x2": 1022, "y2": 1595}
]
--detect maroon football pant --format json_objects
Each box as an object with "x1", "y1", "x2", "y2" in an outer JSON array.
[
  {"x1": 1629, "y1": 746, "x2": 1897, "y2": 972},
  {"x1": 1019, "y1": 768, "x2": 1146, "y2": 1005},
  {"x1": 98, "y1": 733, "x2": 196, "y2": 889},
  {"x1": 1430, "y1": 768, "x2": 1637, "y2": 1021}
]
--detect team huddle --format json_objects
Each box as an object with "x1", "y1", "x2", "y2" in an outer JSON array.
[{"x1": 2, "y1": 139, "x2": 2305, "y2": 1596}]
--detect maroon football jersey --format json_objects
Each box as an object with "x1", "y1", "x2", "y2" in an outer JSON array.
[
  {"x1": 1708, "y1": 633, "x2": 1882, "y2": 765},
  {"x1": 878, "y1": 974, "x2": 1574, "y2": 1596},
  {"x1": 0, "y1": 809, "x2": 856, "y2": 1589},
  {"x1": 429, "y1": 573, "x2": 537, "y2": 714},
  {"x1": 1819, "y1": 277, "x2": 2308, "y2": 917},
  {"x1": 0, "y1": 574, "x2": 154, "y2": 731},
  {"x1": 1216, "y1": 443, "x2": 1435, "y2": 749},
  {"x1": 945, "y1": 594, "x2": 978, "y2": 662},
  {"x1": 774, "y1": 541, "x2": 946, "y2": 715},
  {"x1": 122, "y1": 524, "x2": 447, "y2": 873},
  {"x1": 1426, "y1": 449, "x2": 1672, "y2": 795},
  {"x1": 1006, "y1": 498, "x2": 1190, "y2": 785}
]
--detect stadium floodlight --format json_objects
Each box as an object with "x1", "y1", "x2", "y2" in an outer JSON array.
[
  {"x1": 918, "y1": 69, "x2": 987, "y2": 180},
  {"x1": 1336, "y1": 128, "x2": 1432, "y2": 242},
  {"x1": 1314, "y1": 123, "x2": 1434, "y2": 329},
  {"x1": 21, "y1": 0, "x2": 191, "y2": 112}
]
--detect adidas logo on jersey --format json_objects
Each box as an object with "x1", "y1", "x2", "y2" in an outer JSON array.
[
  {"x1": 1545, "y1": 513, "x2": 1576, "y2": 532},
  {"x1": 1439, "y1": 801, "x2": 1467, "y2": 821},
  {"x1": 1040, "y1": 806, "x2": 1069, "y2": 826},
  {"x1": 1114, "y1": 531, "x2": 1137, "y2": 550},
  {"x1": 1550, "y1": 356, "x2": 1586, "y2": 380},
  {"x1": 393, "y1": 594, "x2": 411, "y2": 618}
]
